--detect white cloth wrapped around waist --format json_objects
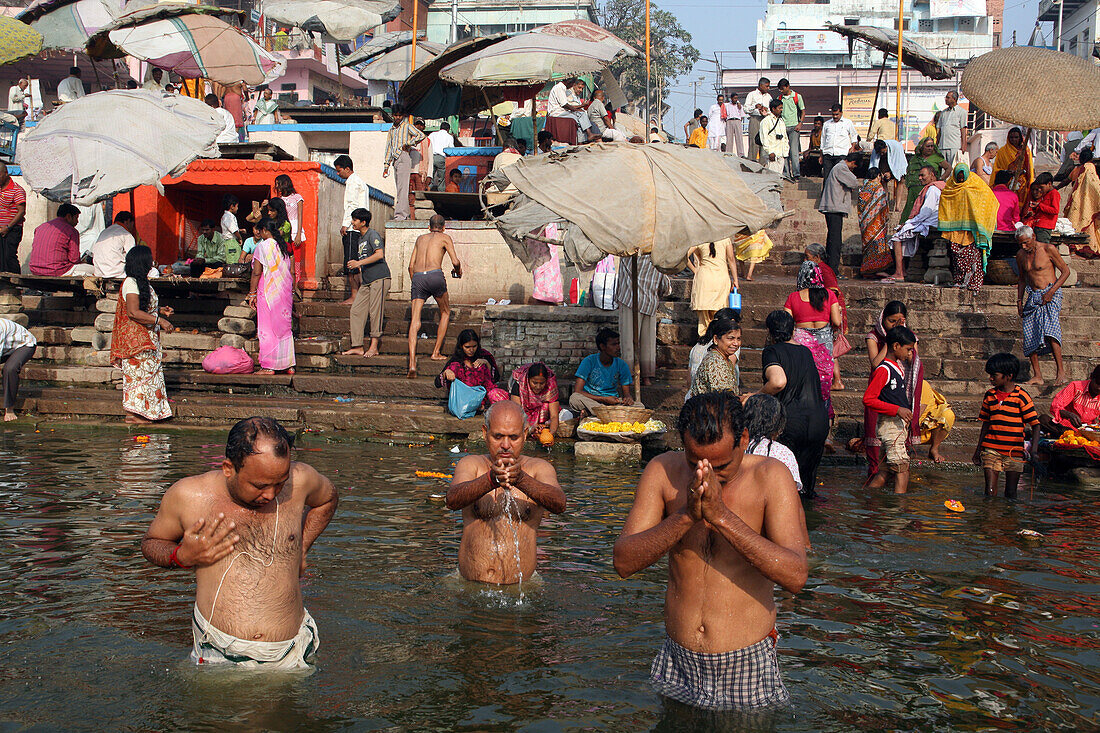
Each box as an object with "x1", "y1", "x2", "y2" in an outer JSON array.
[{"x1": 190, "y1": 604, "x2": 319, "y2": 670}]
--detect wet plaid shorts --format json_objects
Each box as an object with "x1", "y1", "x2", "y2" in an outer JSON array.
[{"x1": 650, "y1": 631, "x2": 790, "y2": 711}]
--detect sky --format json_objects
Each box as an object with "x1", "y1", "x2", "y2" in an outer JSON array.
[{"x1": 659, "y1": 0, "x2": 1046, "y2": 135}]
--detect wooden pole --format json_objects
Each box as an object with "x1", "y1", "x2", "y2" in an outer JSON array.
[
  {"x1": 645, "y1": 0, "x2": 651, "y2": 123},
  {"x1": 631, "y1": 254, "x2": 641, "y2": 403},
  {"x1": 896, "y1": 0, "x2": 904, "y2": 135},
  {"x1": 411, "y1": 0, "x2": 419, "y2": 74},
  {"x1": 868, "y1": 55, "x2": 887, "y2": 138}
]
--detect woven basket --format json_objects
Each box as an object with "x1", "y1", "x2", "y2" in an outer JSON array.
[
  {"x1": 592, "y1": 405, "x2": 653, "y2": 424},
  {"x1": 961, "y1": 47, "x2": 1100, "y2": 130},
  {"x1": 985, "y1": 258, "x2": 1017, "y2": 285}
]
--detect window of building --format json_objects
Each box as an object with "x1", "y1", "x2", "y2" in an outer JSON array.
[
  {"x1": 918, "y1": 19, "x2": 933, "y2": 32},
  {"x1": 844, "y1": 17, "x2": 859, "y2": 25},
  {"x1": 959, "y1": 17, "x2": 974, "y2": 31},
  {"x1": 1071, "y1": 37, "x2": 1079, "y2": 54},
  {"x1": 894, "y1": 18, "x2": 910, "y2": 31}
]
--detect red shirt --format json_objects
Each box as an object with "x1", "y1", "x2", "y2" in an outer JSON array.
[
  {"x1": 863, "y1": 359, "x2": 907, "y2": 416},
  {"x1": 1021, "y1": 188, "x2": 1060, "y2": 230},
  {"x1": 784, "y1": 289, "x2": 838, "y2": 324},
  {"x1": 0, "y1": 177, "x2": 26, "y2": 229},
  {"x1": 29, "y1": 217, "x2": 81, "y2": 276},
  {"x1": 1050, "y1": 380, "x2": 1100, "y2": 427}
]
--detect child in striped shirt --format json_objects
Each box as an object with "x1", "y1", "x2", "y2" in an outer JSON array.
[{"x1": 974, "y1": 353, "x2": 1040, "y2": 498}]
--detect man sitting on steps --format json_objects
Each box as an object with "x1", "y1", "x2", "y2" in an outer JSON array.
[{"x1": 568, "y1": 328, "x2": 641, "y2": 417}]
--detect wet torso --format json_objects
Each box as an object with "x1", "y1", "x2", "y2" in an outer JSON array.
[
  {"x1": 658, "y1": 454, "x2": 779, "y2": 652},
  {"x1": 410, "y1": 232, "x2": 452, "y2": 273},
  {"x1": 457, "y1": 455, "x2": 545, "y2": 584},
  {"x1": 191, "y1": 468, "x2": 308, "y2": 641}
]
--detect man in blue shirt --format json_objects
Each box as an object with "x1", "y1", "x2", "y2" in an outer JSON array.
[{"x1": 568, "y1": 328, "x2": 640, "y2": 417}]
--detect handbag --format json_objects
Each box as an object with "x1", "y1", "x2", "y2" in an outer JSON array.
[
  {"x1": 833, "y1": 332, "x2": 852, "y2": 358},
  {"x1": 223, "y1": 262, "x2": 251, "y2": 278},
  {"x1": 447, "y1": 378, "x2": 487, "y2": 419}
]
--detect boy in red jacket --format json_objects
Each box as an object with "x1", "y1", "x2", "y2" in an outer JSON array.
[
  {"x1": 1021, "y1": 172, "x2": 1060, "y2": 242},
  {"x1": 863, "y1": 326, "x2": 917, "y2": 493}
]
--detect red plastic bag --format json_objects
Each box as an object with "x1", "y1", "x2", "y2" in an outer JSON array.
[{"x1": 202, "y1": 346, "x2": 255, "y2": 374}]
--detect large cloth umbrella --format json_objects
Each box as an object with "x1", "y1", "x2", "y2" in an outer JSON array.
[
  {"x1": 962, "y1": 47, "x2": 1100, "y2": 131},
  {"x1": 358, "y1": 42, "x2": 445, "y2": 82},
  {"x1": 826, "y1": 22, "x2": 954, "y2": 80},
  {"x1": 16, "y1": 0, "x2": 126, "y2": 51},
  {"x1": 101, "y1": 14, "x2": 286, "y2": 86},
  {"x1": 439, "y1": 26, "x2": 638, "y2": 87},
  {"x1": 15, "y1": 89, "x2": 222, "y2": 205},
  {"x1": 341, "y1": 30, "x2": 424, "y2": 67},
  {"x1": 263, "y1": 0, "x2": 401, "y2": 43},
  {"x1": 0, "y1": 17, "x2": 44, "y2": 66},
  {"x1": 484, "y1": 143, "x2": 784, "y2": 273},
  {"x1": 399, "y1": 34, "x2": 510, "y2": 119}
]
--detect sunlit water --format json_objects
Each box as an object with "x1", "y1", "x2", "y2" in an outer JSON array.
[{"x1": 0, "y1": 426, "x2": 1096, "y2": 731}]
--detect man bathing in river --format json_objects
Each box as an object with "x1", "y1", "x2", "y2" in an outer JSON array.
[
  {"x1": 614, "y1": 392, "x2": 808, "y2": 711},
  {"x1": 141, "y1": 417, "x2": 338, "y2": 669},
  {"x1": 447, "y1": 401, "x2": 566, "y2": 584},
  {"x1": 408, "y1": 214, "x2": 463, "y2": 379}
]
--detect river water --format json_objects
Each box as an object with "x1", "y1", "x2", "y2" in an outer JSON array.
[{"x1": 0, "y1": 426, "x2": 1096, "y2": 731}]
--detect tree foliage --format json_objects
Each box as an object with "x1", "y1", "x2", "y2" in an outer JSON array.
[{"x1": 597, "y1": 0, "x2": 700, "y2": 114}]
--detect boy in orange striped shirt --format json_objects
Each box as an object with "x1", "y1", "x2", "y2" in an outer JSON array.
[{"x1": 974, "y1": 353, "x2": 1040, "y2": 498}]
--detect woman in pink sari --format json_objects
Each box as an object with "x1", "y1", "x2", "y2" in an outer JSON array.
[
  {"x1": 510, "y1": 362, "x2": 560, "y2": 434},
  {"x1": 434, "y1": 329, "x2": 509, "y2": 410},
  {"x1": 248, "y1": 219, "x2": 296, "y2": 375}
]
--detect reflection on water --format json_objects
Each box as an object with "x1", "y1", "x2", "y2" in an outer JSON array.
[{"x1": 0, "y1": 425, "x2": 1097, "y2": 731}]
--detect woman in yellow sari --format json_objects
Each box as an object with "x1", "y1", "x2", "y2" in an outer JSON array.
[
  {"x1": 938, "y1": 163, "x2": 999, "y2": 293},
  {"x1": 991, "y1": 127, "x2": 1034, "y2": 207}
]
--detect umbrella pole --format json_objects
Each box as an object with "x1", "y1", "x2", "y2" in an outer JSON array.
[
  {"x1": 482, "y1": 88, "x2": 503, "y2": 145},
  {"x1": 868, "y1": 55, "x2": 887, "y2": 138},
  {"x1": 631, "y1": 254, "x2": 641, "y2": 404},
  {"x1": 895, "y1": 0, "x2": 903, "y2": 134}
]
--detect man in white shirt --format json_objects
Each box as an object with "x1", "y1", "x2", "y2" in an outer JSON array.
[
  {"x1": 546, "y1": 77, "x2": 596, "y2": 144},
  {"x1": 888, "y1": 164, "x2": 943, "y2": 280},
  {"x1": 427, "y1": 122, "x2": 455, "y2": 191},
  {"x1": 820, "y1": 103, "x2": 859, "y2": 184},
  {"x1": 57, "y1": 67, "x2": 85, "y2": 104},
  {"x1": 724, "y1": 93, "x2": 746, "y2": 156},
  {"x1": 335, "y1": 154, "x2": 369, "y2": 304},
  {"x1": 92, "y1": 211, "x2": 137, "y2": 278},
  {"x1": 206, "y1": 93, "x2": 238, "y2": 144},
  {"x1": 706, "y1": 94, "x2": 731, "y2": 151},
  {"x1": 743, "y1": 77, "x2": 772, "y2": 164},
  {"x1": 142, "y1": 68, "x2": 165, "y2": 92},
  {"x1": 0, "y1": 315, "x2": 36, "y2": 421},
  {"x1": 7, "y1": 78, "x2": 28, "y2": 119}
]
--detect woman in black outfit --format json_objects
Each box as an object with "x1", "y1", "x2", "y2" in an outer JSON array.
[{"x1": 760, "y1": 310, "x2": 830, "y2": 498}]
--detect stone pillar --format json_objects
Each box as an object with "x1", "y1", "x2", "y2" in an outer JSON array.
[
  {"x1": 0, "y1": 286, "x2": 27, "y2": 327},
  {"x1": 219, "y1": 294, "x2": 257, "y2": 348}
]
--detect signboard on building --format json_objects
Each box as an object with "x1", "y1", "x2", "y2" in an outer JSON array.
[
  {"x1": 772, "y1": 29, "x2": 849, "y2": 54},
  {"x1": 930, "y1": 0, "x2": 986, "y2": 17},
  {"x1": 900, "y1": 88, "x2": 969, "y2": 151}
]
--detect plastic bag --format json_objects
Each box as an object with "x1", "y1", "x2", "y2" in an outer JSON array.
[
  {"x1": 447, "y1": 378, "x2": 487, "y2": 419},
  {"x1": 202, "y1": 346, "x2": 255, "y2": 374}
]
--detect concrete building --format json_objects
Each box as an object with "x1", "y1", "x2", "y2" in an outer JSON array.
[
  {"x1": 424, "y1": 0, "x2": 597, "y2": 45},
  {"x1": 1039, "y1": 0, "x2": 1099, "y2": 58},
  {"x1": 718, "y1": 0, "x2": 1004, "y2": 150}
]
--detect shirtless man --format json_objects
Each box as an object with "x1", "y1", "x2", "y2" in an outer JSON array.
[
  {"x1": 408, "y1": 213, "x2": 463, "y2": 379},
  {"x1": 614, "y1": 391, "x2": 808, "y2": 711},
  {"x1": 447, "y1": 401, "x2": 566, "y2": 584},
  {"x1": 1016, "y1": 225, "x2": 1070, "y2": 385},
  {"x1": 141, "y1": 417, "x2": 338, "y2": 669}
]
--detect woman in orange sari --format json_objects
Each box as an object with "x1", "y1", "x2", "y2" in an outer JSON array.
[
  {"x1": 1064, "y1": 157, "x2": 1100, "y2": 258},
  {"x1": 991, "y1": 127, "x2": 1034, "y2": 207}
]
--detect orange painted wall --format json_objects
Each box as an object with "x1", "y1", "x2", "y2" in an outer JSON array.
[{"x1": 115, "y1": 160, "x2": 325, "y2": 286}]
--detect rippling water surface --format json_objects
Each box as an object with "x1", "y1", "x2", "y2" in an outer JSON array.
[{"x1": 0, "y1": 426, "x2": 1096, "y2": 731}]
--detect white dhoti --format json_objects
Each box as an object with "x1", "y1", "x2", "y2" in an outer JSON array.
[{"x1": 191, "y1": 605, "x2": 320, "y2": 670}]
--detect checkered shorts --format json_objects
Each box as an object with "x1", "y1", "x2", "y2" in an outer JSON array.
[{"x1": 650, "y1": 631, "x2": 790, "y2": 711}]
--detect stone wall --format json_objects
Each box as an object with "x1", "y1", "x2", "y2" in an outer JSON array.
[{"x1": 481, "y1": 304, "x2": 616, "y2": 390}]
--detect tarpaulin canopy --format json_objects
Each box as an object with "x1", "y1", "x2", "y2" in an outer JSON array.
[
  {"x1": 0, "y1": 17, "x2": 44, "y2": 66},
  {"x1": 16, "y1": 89, "x2": 222, "y2": 205},
  {"x1": 439, "y1": 31, "x2": 638, "y2": 88},
  {"x1": 98, "y1": 13, "x2": 286, "y2": 86},
  {"x1": 962, "y1": 46, "x2": 1100, "y2": 131},
  {"x1": 826, "y1": 22, "x2": 954, "y2": 80},
  {"x1": 484, "y1": 143, "x2": 785, "y2": 273},
  {"x1": 17, "y1": 0, "x2": 127, "y2": 51},
  {"x1": 263, "y1": 0, "x2": 401, "y2": 43},
  {"x1": 85, "y1": 2, "x2": 245, "y2": 58},
  {"x1": 358, "y1": 41, "x2": 445, "y2": 82}
]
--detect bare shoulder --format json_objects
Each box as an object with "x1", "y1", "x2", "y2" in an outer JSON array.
[
  {"x1": 520, "y1": 454, "x2": 556, "y2": 479},
  {"x1": 291, "y1": 461, "x2": 328, "y2": 489},
  {"x1": 454, "y1": 453, "x2": 490, "y2": 478},
  {"x1": 748, "y1": 453, "x2": 800, "y2": 501},
  {"x1": 164, "y1": 470, "x2": 223, "y2": 504},
  {"x1": 644, "y1": 451, "x2": 688, "y2": 488}
]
